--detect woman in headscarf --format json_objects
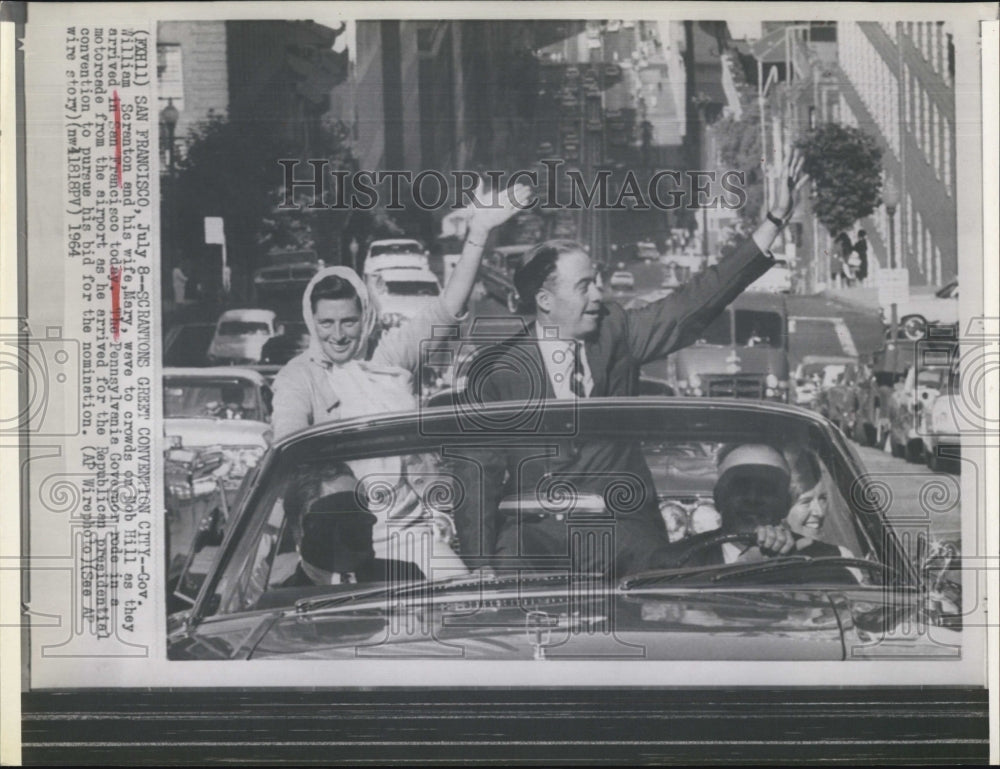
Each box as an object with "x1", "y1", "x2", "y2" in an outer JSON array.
[{"x1": 271, "y1": 183, "x2": 530, "y2": 574}]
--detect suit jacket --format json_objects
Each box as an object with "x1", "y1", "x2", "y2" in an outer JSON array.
[{"x1": 452, "y1": 236, "x2": 775, "y2": 567}]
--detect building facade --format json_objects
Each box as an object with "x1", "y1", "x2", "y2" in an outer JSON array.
[{"x1": 836, "y1": 21, "x2": 957, "y2": 286}]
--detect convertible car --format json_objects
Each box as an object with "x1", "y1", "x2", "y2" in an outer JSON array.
[{"x1": 167, "y1": 398, "x2": 961, "y2": 661}]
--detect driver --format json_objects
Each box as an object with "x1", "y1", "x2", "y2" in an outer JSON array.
[
  {"x1": 647, "y1": 443, "x2": 797, "y2": 568},
  {"x1": 208, "y1": 384, "x2": 245, "y2": 420}
]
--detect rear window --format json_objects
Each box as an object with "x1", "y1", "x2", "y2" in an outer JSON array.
[
  {"x1": 218, "y1": 321, "x2": 271, "y2": 335},
  {"x1": 385, "y1": 281, "x2": 440, "y2": 297},
  {"x1": 370, "y1": 243, "x2": 422, "y2": 256}
]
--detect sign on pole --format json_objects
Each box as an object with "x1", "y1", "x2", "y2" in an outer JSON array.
[{"x1": 877, "y1": 267, "x2": 909, "y2": 308}]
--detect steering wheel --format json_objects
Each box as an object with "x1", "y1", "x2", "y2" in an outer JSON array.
[{"x1": 674, "y1": 531, "x2": 758, "y2": 567}]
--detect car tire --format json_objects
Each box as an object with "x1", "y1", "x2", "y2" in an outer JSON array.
[
  {"x1": 861, "y1": 423, "x2": 877, "y2": 447},
  {"x1": 927, "y1": 447, "x2": 940, "y2": 472},
  {"x1": 901, "y1": 315, "x2": 927, "y2": 341},
  {"x1": 891, "y1": 439, "x2": 905, "y2": 459},
  {"x1": 905, "y1": 439, "x2": 924, "y2": 463}
]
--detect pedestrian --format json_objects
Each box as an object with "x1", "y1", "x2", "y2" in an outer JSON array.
[
  {"x1": 172, "y1": 264, "x2": 189, "y2": 304},
  {"x1": 832, "y1": 232, "x2": 852, "y2": 287},
  {"x1": 853, "y1": 230, "x2": 869, "y2": 283},
  {"x1": 451, "y1": 150, "x2": 810, "y2": 575}
]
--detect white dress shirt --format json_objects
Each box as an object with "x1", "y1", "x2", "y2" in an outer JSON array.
[{"x1": 536, "y1": 324, "x2": 594, "y2": 399}]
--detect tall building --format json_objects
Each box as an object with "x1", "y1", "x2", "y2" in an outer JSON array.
[{"x1": 835, "y1": 21, "x2": 957, "y2": 286}]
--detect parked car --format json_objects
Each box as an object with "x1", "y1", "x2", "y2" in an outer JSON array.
[
  {"x1": 252, "y1": 261, "x2": 321, "y2": 307},
  {"x1": 168, "y1": 398, "x2": 961, "y2": 660},
  {"x1": 206, "y1": 309, "x2": 277, "y2": 365},
  {"x1": 163, "y1": 443, "x2": 229, "y2": 597},
  {"x1": 367, "y1": 267, "x2": 442, "y2": 328},
  {"x1": 362, "y1": 249, "x2": 430, "y2": 278},
  {"x1": 888, "y1": 361, "x2": 953, "y2": 463},
  {"x1": 920, "y1": 364, "x2": 962, "y2": 472},
  {"x1": 891, "y1": 280, "x2": 959, "y2": 340},
  {"x1": 365, "y1": 238, "x2": 428, "y2": 262},
  {"x1": 792, "y1": 355, "x2": 856, "y2": 409},
  {"x1": 162, "y1": 367, "x2": 273, "y2": 497}
]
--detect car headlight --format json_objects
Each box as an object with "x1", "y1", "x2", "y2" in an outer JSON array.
[
  {"x1": 692, "y1": 387, "x2": 703, "y2": 397},
  {"x1": 765, "y1": 387, "x2": 776, "y2": 397},
  {"x1": 689, "y1": 373, "x2": 702, "y2": 389},
  {"x1": 766, "y1": 374, "x2": 778, "y2": 388}
]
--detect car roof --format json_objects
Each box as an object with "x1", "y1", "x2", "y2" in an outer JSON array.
[
  {"x1": 729, "y1": 292, "x2": 787, "y2": 311},
  {"x1": 369, "y1": 239, "x2": 423, "y2": 248},
  {"x1": 217, "y1": 308, "x2": 276, "y2": 322},
  {"x1": 163, "y1": 366, "x2": 268, "y2": 384}
]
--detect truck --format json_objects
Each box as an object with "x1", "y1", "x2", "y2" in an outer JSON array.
[{"x1": 642, "y1": 293, "x2": 790, "y2": 402}]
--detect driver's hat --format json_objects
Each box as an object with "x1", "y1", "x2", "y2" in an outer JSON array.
[
  {"x1": 713, "y1": 444, "x2": 791, "y2": 511},
  {"x1": 300, "y1": 492, "x2": 378, "y2": 575}
]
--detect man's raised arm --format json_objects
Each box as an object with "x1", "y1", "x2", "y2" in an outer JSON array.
[{"x1": 624, "y1": 149, "x2": 809, "y2": 364}]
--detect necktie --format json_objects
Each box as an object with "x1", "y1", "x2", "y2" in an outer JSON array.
[{"x1": 570, "y1": 343, "x2": 587, "y2": 398}]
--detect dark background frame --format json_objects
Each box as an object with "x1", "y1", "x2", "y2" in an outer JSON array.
[{"x1": 23, "y1": 687, "x2": 988, "y2": 764}]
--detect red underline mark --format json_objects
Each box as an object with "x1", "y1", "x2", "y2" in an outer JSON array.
[
  {"x1": 112, "y1": 90, "x2": 123, "y2": 188},
  {"x1": 110, "y1": 267, "x2": 123, "y2": 341}
]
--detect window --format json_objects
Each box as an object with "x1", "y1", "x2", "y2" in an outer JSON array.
[
  {"x1": 384, "y1": 280, "x2": 441, "y2": 297},
  {"x1": 218, "y1": 321, "x2": 271, "y2": 336},
  {"x1": 734, "y1": 311, "x2": 784, "y2": 348}
]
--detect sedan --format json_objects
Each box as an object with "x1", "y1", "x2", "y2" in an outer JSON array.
[
  {"x1": 891, "y1": 280, "x2": 959, "y2": 340},
  {"x1": 168, "y1": 399, "x2": 961, "y2": 661}
]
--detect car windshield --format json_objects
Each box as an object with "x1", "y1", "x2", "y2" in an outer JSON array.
[
  {"x1": 695, "y1": 311, "x2": 732, "y2": 345},
  {"x1": 163, "y1": 378, "x2": 263, "y2": 421},
  {"x1": 734, "y1": 310, "x2": 783, "y2": 348},
  {"x1": 218, "y1": 321, "x2": 271, "y2": 336},
  {"x1": 384, "y1": 280, "x2": 440, "y2": 296},
  {"x1": 917, "y1": 368, "x2": 947, "y2": 388},
  {"x1": 370, "y1": 243, "x2": 422, "y2": 256},
  {"x1": 197, "y1": 408, "x2": 875, "y2": 620}
]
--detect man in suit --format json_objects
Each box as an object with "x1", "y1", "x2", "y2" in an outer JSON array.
[{"x1": 451, "y1": 151, "x2": 808, "y2": 577}]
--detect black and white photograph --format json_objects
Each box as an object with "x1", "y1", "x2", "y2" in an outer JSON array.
[{"x1": 4, "y1": 2, "x2": 997, "y2": 763}]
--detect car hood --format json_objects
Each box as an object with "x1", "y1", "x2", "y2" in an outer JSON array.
[
  {"x1": 674, "y1": 346, "x2": 785, "y2": 376},
  {"x1": 164, "y1": 418, "x2": 270, "y2": 449},
  {"x1": 172, "y1": 579, "x2": 947, "y2": 661}
]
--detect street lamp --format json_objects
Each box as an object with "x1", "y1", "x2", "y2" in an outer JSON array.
[
  {"x1": 883, "y1": 177, "x2": 900, "y2": 365},
  {"x1": 160, "y1": 98, "x2": 180, "y2": 174},
  {"x1": 160, "y1": 99, "x2": 181, "y2": 310}
]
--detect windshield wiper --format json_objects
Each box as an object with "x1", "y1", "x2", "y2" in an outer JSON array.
[{"x1": 620, "y1": 557, "x2": 900, "y2": 590}]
